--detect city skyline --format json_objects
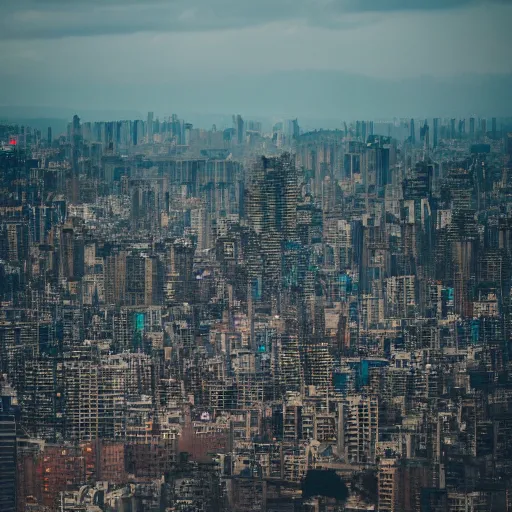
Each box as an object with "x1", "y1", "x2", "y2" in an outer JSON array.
[
  {"x1": 1, "y1": 108, "x2": 512, "y2": 511},
  {"x1": 1, "y1": 2, "x2": 512, "y2": 511}
]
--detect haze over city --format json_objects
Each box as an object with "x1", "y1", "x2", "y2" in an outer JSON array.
[{"x1": 1, "y1": 0, "x2": 512, "y2": 121}]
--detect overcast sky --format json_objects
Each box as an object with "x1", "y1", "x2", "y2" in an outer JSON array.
[{"x1": 0, "y1": 0, "x2": 511, "y2": 122}]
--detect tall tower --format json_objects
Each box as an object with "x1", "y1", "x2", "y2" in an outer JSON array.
[
  {"x1": 450, "y1": 118, "x2": 456, "y2": 139},
  {"x1": 166, "y1": 239, "x2": 196, "y2": 304},
  {"x1": 0, "y1": 382, "x2": 17, "y2": 512},
  {"x1": 236, "y1": 115, "x2": 244, "y2": 145},
  {"x1": 481, "y1": 118, "x2": 487, "y2": 138},
  {"x1": 453, "y1": 239, "x2": 477, "y2": 317},
  {"x1": 362, "y1": 121, "x2": 367, "y2": 143},
  {"x1": 60, "y1": 226, "x2": 75, "y2": 280},
  {"x1": 248, "y1": 153, "x2": 298, "y2": 242},
  {"x1": 458, "y1": 118, "x2": 465, "y2": 139},
  {"x1": 433, "y1": 118, "x2": 439, "y2": 149},
  {"x1": 247, "y1": 153, "x2": 298, "y2": 301},
  {"x1": 70, "y1": 114, "x2": 81, "y2": 202},
  {"x1": 147, "y1": 111, "x2": 154, "y2": 143}
]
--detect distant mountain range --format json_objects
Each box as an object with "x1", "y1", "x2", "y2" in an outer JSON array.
[{"x1": 1, "y1": 71, "x2": 511, "y2": 132}]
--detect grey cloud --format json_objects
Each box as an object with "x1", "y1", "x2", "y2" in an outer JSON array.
[
  {"x1": 0, "y1": 0, "x2": 506, "y2": 39},
  {"x1": 345, "y1": 0, "x2": 478, "y2": 11}
]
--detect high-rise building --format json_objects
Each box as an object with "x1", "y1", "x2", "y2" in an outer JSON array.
[
  {"x1": 63, "y1": 358, "x2": 99, "y2": 442},
  {"x1": 132, "y1": 119, "x2": 144, "y2": 145},
  {"x1": 339, "y1": 395, "x2": 379, "y2": 463},
  {"x1": 246, "y1": 154, "x2": 298, "y2": 302},
  {"x1": 481, "y1": 118, "x2": 487, "y2": 138},
  {"x1": 0, "y1": 383, "x2": 17, "y2": 512},
  {"x1": 70, "y1": 114, "x2": 81, "y2": 202},
  {"x1": 59, "y1": 226, "x2": 83, "y2": 280},
  {"x1": 166, "y1": 239, "x2": 196, "y2": 304},
  {"x1": 410, "y1": 119, "x2": 416, "y2": 145},
  {"x1": 365, "y1": 135, "x2": 391, "y2": 189},
  {"x1": 125, "y1": 254, "x2": 163, "y2": 306},
  {"x1": 147, "y1": 111, "x2": 154, "y2": 143},
  {"x1": 420, "y1": 119, "x2": 429, "y2": 146},
  {"x1": 248, "y1": 153, "x2": 298, "y2": 242},
  {"x1": 453, "y1": 239, "x2": 477, "y2": 317},
  {"x1": 362, "y1": 120, "x2": 368, "y2": 142},
  {"x1": 232, "y1": 114, "x2": 245, "y2": 145},
  {"x1": 378, "y1": 458, "x2": 398, "y2": 512},
  {"x1": 433, "y1": 118, "x2": 439, "y2": 148}
]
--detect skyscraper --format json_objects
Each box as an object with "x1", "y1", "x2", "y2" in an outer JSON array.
[
  {"x1": 60, "y1": 226, "x2": 75, "y2": 279},
  {"x1": 410, "y1": 119, "x2": 416, "y2": 145},
  {"x1": 166, "y1": 239, "x2": 196, "y2": 304},
  {"x1": 450, "y1": 118, "x2": 456, "y2": 139},
  {"x1": 481, "y1": 118, "x2": 487, "y2": 138},
  {"x1": 362, "y1": 121, "x2": 367, "y2": 143},
  {"x1": 458, "y1": 118, "x2": 465, "y2": 138},
  {"x1": 70, "y1": 114, "x2": 81, "y2": 202},
  {"x1": 433, "y1": 118, "x2": 439, "y2": 148},
  {"x1": 147, "y1": 111, "x2": 154, "y2": 143},
  {"x1": 236, "y1": 115, "x2": 244, "y2": 145},
  {"x1": 0, "y1": 383, "x2": 17, "y2": 512},
  {"x1": 247, "y1": 153, "x2": 298, "y2": 301},
  {"x1": 251, "y1": 153, "x2": 298, "y2": 242}
]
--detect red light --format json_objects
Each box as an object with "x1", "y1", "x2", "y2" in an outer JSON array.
[{"x1": 9, "y1": 138, "x2": 16, "y2": 146}]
